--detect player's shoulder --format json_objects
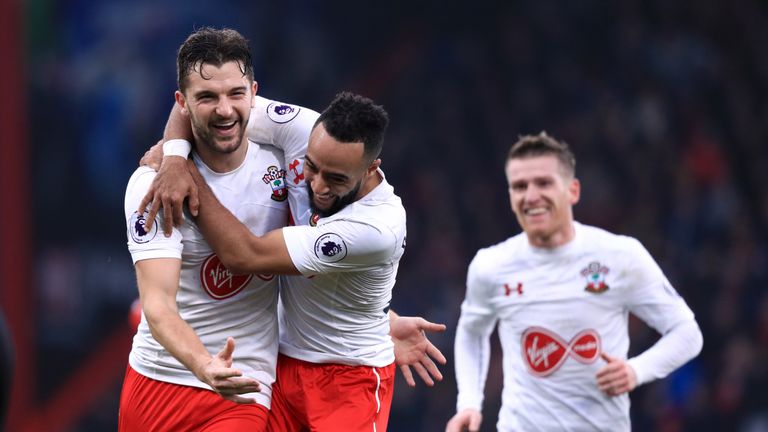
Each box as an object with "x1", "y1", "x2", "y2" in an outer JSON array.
[
  {"x1": 325, "y1": 201, "x2": 405, "y2": 242},
  {"x1": 124, "y1": 166, "x2": 157, "y2": 216},
  {"x1": 343, "y1": 174, "x2": 406, "y2": 224},
  {"x1": 471, "y1": 232, "x2": 527, "y2": 272},
  {"x1": 576, "y1": 222, "x2": 645, "y2": 253},
  {"x1": 254, "y1": 95, "x2": 320, "y2": 126},
  {"x1": 125, "y1": 166, "x2": 157, "y2": 195},
  {"x1": 247, "y1": 139, "x2": 284, "y2": 162}
]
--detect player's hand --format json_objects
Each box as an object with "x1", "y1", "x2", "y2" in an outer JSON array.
[
  {"x1": 136, "y1": 153, "x2": 199, "y2": 237},
  {"x1": 139, "y1": 140, "x2": 164, "y2": 170},
  {"x1": 390, "y1": 316, "x2": 447, "y2": 387},
  {"x1": 198, "y1": 337, "x2": 261, "y2": 404},
  {"x1": 595, "y1": 352, "x2": 637, "y2": 397},
  {"x1": 445, "y1": 408, "x2": 482, "y2": 432}
]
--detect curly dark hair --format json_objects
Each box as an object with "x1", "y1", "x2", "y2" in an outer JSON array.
[
  {"x1": 176, "y1": 27, "x2": 253, "y2": 93},
  {"x1": 315, "y1": 92, "x2": 390, "y2": 163},
  {"x1": 507, "y1": 132, "x2": 577, "y2": 178}
]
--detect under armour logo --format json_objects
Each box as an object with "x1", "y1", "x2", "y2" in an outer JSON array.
[
  {"x1": 504, "y1": 283, "x2": 523, "y2": 296},
  {"x1": 289, "y1": 159, "x2": 305, "y2": 185}
]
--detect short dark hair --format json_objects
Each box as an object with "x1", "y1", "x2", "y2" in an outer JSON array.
[
  {"x1": 315, "y1": 92, "x2": 389, "y2": 163},
  {"x1": 506, "y1": 132, "x2": 576, "y2": 178},
  {"x1": 176, "y1": 27, "x2": 253, "y2": 93}
]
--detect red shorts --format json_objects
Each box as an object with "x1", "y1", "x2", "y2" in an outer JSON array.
[
  {"x1": 119, "y1": 364, "x2": 269, "y2": 431},
  {"x1": 267, "y1": 354, "x2": 395, "y2": 432}
]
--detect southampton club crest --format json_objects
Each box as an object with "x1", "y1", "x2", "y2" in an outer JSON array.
[
  {"x1": 581, "y1": 261, "x2": 610, "y2": 294},
  {"x1": 262, "y1": 165, "x2": 288, "y2": 202}
]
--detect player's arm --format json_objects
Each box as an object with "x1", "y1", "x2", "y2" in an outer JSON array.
[
  {"x1": 138, "y1": 103, "x2": 199, "y2": 236},
  {"x1": 613, "y1": 308, "x2": 702, "y2": 392},
  {"x1": 187, "y1": 158, "x2": 300, "y2": 275},
  {"x1": 597, "y1": 319, "x2": 702, "y2": 397},
  {"x1": 135, "y1": 258, "x2": 261, "y2": 402},
  {"x1": 448, "y1": 311, "x2": 493, "y2": 432},
  {"x1": 597, "y1": 240, "x2": 703, "y2": 397},
  {"x1": 447, "y1": 255, "x2": 497, "y2": 432},
  {"x1": 388, "y1": 310, "x2": 447, "y2": 387}
]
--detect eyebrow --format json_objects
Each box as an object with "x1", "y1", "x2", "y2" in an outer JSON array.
[
  {"x1": 192, "y1": 90, "x2": 216, "y2": 99},
  {"x1": 192, "y1": 85, "x2": 248, "y2": 99}
]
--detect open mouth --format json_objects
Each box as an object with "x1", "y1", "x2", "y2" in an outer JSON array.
[
  {"x1": 524, "y1": 207, "x2": 548, "y2": 216},
  {"x1": 212, "y1": 120, "x2": 237, "y2": 135}
]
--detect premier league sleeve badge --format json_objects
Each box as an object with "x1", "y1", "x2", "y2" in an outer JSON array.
[{"x1": 129, "y1": 210, "x2": 159, "y2": 244}]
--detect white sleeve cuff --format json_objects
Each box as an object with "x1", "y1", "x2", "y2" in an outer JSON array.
[{"x1": 162, "y1": 139, "x2": 192, "y2": 158}]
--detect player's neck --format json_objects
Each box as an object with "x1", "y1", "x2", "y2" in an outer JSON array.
[
  {"x1": 355, "y1": 169, "x2": 383, "y2": 201},
  {"x1": 197, "y1": 138, "x2": 249, "y2": 173},
  {"x1": 527, "y1": 222, "x2": 576, "y2": 249}
]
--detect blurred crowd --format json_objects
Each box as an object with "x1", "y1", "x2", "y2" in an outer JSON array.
[{"x1": 25, "y1": 0, "x2": 767, "y2": 430}]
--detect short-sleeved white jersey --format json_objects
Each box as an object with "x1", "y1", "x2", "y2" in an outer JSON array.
[
  {"x1": 124, "y1": 141, "x2": 289, "y2": 408},
  {"x1": 279, "y1": 171, "x2": 406, "y2": 367},
  {"x1": 246, "y1": 97, "x2": 405, "y2": 367},
  {"x1": 454, "y1": 222, "x2": 698, "y2": 431}
]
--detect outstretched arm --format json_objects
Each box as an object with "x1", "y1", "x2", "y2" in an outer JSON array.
[
  {"x1": 135, "y1": 258, "x2": 261, "y2": 402},
  {"x1": 388, "y1": 310, "x2": 447, "y2": 387},
  {"x1": 187, "y1": 159, "x2": 300, "y2": 275}
]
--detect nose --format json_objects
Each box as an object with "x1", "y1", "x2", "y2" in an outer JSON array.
[
  {"x1": 524, "y1": 185, "x2": 541, "y2": 203},
  {"x1": 215, "y1": 98, "x2": 233, "y2": 117},
  {"x1": 309, "y1": 174, "x2": 330, "y2": 195}
]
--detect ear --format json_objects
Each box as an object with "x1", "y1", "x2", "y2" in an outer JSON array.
[
  {"x1": 175, "y1": 90, "x2": 189, "y2": 116},
  {"x1": 569, "y1": 178, "x2": 581, "y2": 205},
  {"x1": 251, "y1": 81, "x2": 258, "y2": 107},
  {"x1": 366, "y1": 158, "x2": 381, "y2": 176}
]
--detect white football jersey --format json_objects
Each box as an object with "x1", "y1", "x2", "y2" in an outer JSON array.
[
  {"x1": 280, "y1": 171, "x2": 406, "y2": 366},
  {"x1": 454, "y1": 222, "x2": 698, "y2": 431},
  {"x1": 247, "y1": 97, "x2": 405, "y2": 367},
  {"x1": 124, "y1": 141, "x2": 289, "y2": 408}
]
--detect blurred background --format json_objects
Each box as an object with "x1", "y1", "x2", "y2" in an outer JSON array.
[{"x1": 1, "y1": 0, "x2": 767, "y2": 430}]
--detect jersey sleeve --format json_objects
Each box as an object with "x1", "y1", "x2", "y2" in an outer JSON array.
[
  {"x1": 622, "y1": 238, "x2": 703, "y2": 385},
  {"x1": 622, "y1": 238, "x2": 696, "y2": 333},
  {"x1": 454, "y1": 250, "x2": 499, "y2": 412},
  {"x1": 124, "y1": 167, "x2": 183, "y2": 263},
  {"x1": 281, "y1": 219, "x2": 397, "y2": 275},
  {"x1": 248, "y1": 96, "x2": 320, "y2": 226}
]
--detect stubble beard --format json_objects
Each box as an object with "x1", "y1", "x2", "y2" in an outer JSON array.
[
  {"x1": 306, "y1": 179, "x2": 362, "y2": 218},
  {"x1": 190, "y1": 111, "x2": 247, "y2": 155}
]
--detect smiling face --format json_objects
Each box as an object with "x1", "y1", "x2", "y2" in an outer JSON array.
[
  {"x1": 303, "y1": 123, "x2": 379, "y2": 217},
  {"x1": 176, "y1": 61, "x2": 256, "y2": 166},
  {"x1": 505, "y1": 154, "x2": 580, "y2": 248}
]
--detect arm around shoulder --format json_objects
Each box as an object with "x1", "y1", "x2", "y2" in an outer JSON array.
[{"x1": 187, "y1": 159, "x2": 300, "y2": 275}]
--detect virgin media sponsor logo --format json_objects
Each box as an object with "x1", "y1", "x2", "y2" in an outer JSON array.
[
  {"x1": 521, "y1": 327, "x2": 601, "y2": 377},
  {"x1": 200, "y1": 254, "x2": 253, "y2": 300}
]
